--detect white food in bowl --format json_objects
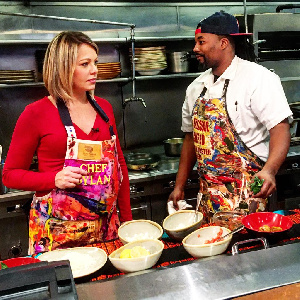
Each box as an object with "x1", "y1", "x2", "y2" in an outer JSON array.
[
  {"x1": 109, "y1": 239, "x2": 164, "y2": 273},
  {"x1": 162, "y1": 210, "x2": 203, "y2": 241},
  {"x1": 182, "y1": 226, "x2": 232, "y2": 258},
  {"x1": 118, "y1": 219, "x2": 163, "y2": 245}
]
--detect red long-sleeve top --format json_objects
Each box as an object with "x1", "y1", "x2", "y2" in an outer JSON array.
[{"x1": 3, "y1": 96, "x2": 132, "y2": 222}]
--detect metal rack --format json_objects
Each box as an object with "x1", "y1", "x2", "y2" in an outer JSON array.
[{"x1": 0, "y1": 10, "x2": 144, "y2": 107}]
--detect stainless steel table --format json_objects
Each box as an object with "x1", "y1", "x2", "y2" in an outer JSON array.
[{"x1": 76, "y1": 242, "x2": 300, "y2": 300}]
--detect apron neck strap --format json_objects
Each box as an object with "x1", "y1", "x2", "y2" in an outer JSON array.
[
  {"x1": 57, "y1": 93, "x2": 115, "y2": 138},
  {"x1": 200, "y1": 86, "x2": 207, "y2": 98},
  {"x1": 86, "y1": 93, "x2": 115, "y2": 137},
  {"x1": 199, "y1": 79, "x2": 230, "y2": 99},
  {"x1": 222, "y1": 79, "x2": 230, "y2": 98}
]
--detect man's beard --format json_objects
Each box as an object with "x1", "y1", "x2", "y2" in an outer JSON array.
[{"x1": 198, "y1": 56, "x2": 210, "y2": 71}]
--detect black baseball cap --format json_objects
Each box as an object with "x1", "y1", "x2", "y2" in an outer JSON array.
[{"x1": 195, "y1": 11, "x2": 252, "y2": 36}]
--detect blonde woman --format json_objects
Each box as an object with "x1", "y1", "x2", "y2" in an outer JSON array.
[{"x1": 3, "y1": 31, "x2": 132, "y2": 254}]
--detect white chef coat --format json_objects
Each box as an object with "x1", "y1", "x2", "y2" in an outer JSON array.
[{"x1": 182, "y1": 56, "x2": 293, "y2": 162}]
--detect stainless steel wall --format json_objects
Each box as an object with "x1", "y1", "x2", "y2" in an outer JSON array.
[{"x1": 0, "y1": 2, "x2": 298, "y2": 155}]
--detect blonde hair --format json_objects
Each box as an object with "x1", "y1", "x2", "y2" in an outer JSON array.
[{"x1": 43, "y1": 31, "x2": 98, "y2": 103}]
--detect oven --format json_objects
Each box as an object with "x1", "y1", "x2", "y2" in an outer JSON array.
[{"x1": 237, "y1": 12, "x2": 300, "y2": 79}]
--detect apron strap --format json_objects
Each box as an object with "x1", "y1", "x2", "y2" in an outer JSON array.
[
  {"x1": 199, "y1": 86, "x2": 207, "y2": 98},
  {"x1": 56, "y1": 94, "x2": 115, "y2": 138},
  {"x1": 86, "y1": 93, "x2": 115, "y2": 137},
  {"x1": 222, "y1": 79, "x2": 230, "y2": 98},
  {"x1": 57, "y1": 99, "x2": 77, "y2": 138},
  {"x1": 199, "y1": 79, "x2": 230, "y2": 99}
]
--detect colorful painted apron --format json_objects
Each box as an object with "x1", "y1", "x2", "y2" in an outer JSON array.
[
  {"x1": 29, "y1": 94, "x2": 122, "y2": 254},
  {"x1": 192, "y1": 79, "x2": 267, "y2": 222}
]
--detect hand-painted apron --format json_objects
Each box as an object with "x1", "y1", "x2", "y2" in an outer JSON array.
[
  {"x1": 29, "y1": 94, "x2": 122, "y2": 254},
  {"x1": 192, "y1": 79, "x2": 267, "y2": 222}
]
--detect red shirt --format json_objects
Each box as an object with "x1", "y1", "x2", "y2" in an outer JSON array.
[{"x1": 3, "y1": 96, "x2": 132, "y2": 222}]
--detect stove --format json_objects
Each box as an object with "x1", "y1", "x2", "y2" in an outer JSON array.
[{"x1": 290, "y1": 137, "x2": 300, "y2": 147}]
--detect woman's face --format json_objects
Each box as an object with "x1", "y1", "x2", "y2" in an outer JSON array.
[{"x1": 72, "y1": 43, "x2": 98, "y2": 94}]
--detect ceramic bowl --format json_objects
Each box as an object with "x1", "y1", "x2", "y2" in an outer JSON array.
[
  {"x1": 162, "y1": 210, "x2": 203, "y2": 241},
  {"x1": 182, "y1": 226, "x2": 232, "y2": 258},
  {"x1": 242, "y1": 212, "x2": 293, "y2": 237},
  {"x1": 118, "y1": 219, "x2": 163, "y2": 245},
  {"x1": 212, "y1": 210, "x2": 246, "y2": 231},
  {"x1": 109, "y1": 239, "x2": 164, "y2": 273}
]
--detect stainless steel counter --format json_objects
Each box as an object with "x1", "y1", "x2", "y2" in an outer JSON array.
[{"x1": 76, "y1": 242, "x2": 300, "y2": 300}]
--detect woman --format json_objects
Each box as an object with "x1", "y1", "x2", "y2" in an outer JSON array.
[{"x1": 2, "y1": 31, "x2": 132, "y2": 254}]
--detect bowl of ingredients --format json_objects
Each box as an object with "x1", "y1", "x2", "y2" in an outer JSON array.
[
  {"x1": 242, "y1": 212, "x2": 294, "y2": 237},
  {"x1": 212, "y1": 210, "x2": 246, "y2": 231},
  {"x1": 182, "y1": 226, "x2": 232, "y2": 258},
  {"x1": 162, "y1": 210, "x2": 203, "y2": 241},
  {"x1": 109, "y1": 239, "x2": 164, "y2": 273},
  {"x1": 118, "y1": 219, "x2": 163, "y2": 245},
  {"x1": 0, "y1": 257, "x2": 40, "y2": 269}
]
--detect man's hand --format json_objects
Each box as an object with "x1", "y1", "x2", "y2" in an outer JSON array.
[
  {"x1": 252, "y1": 118, "x2": 290, "y2": 199},
  {"x1": 167, "y1": 133, "x2": 197, "y2": 211},
  {"x1": 250, "y1": 170, "x2": 276, "y2": 198},
  {"x1": 168, "y1": 187, "x2": 185, "y2": 210}
]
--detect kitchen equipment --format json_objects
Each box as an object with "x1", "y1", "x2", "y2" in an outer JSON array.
[
  {"x1": 212, "y1": 210, "x2": 246, "y2": 231},
  {"x1": 163, "y1": 138, "x2": 184, "y2": 156},
  {"x1": 38, "y1": 247, "x2": 107, "y2": 278},
  {"x1": 118, "y1": 219, "x2": 163, "y2": 245},
  {"x1": 236, "y1": 13, "x2": 300, "y2": 79},
  {"x1": 182, "y1": 226, "x2": 232, "y2": 258},
  {"x1": 242, "y1": 212, "x2": 294, "y2": 237},
  {"x1": 0, "y1": 260, "x2": 77, "y2": 299},
  {"x1": 162, "y1": 210, "x2": 203, "y2": 241},
  {"x1": 167, "y1": 51, "x2": 190, "y2": 73},
  {"x1": 125, "y1": 152, "x2": 160, "y2": 170},
  {"x1": 215, "y1": 225, "x2": 244, "y2": 243},
  {"x1": 109, "y1": 239, "x2": 164, "y2": 273},
  {"x1": 77, "y1": 242, "x2": 300, "y2": 299},
  {"x1": 231, "y1": 237, "x2": 269, "y2": 255}
]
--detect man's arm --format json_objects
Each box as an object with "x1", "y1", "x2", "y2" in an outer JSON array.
[
  {"x1": 168, "y1": 132, "x2": 197, "y2": 209},
  {"x1": 254, "y1": 118, "x2": 290, "y2": 198}
]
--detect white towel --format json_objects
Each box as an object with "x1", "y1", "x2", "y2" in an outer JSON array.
[{"x1": 167, "y1": 200, "x2": 193, "y2": 215}]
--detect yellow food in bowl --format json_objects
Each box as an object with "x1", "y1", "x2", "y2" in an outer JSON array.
[
  {"x1": 120, "y1": 249, "x2": 132, "y2": 259},
  {"x1": 120, "y1": 246, "x2": 150, "y2": 259}
]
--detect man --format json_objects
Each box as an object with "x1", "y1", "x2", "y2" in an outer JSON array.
[{"x1": 168, "y1": 11, "x2": 292, "y2": 221}]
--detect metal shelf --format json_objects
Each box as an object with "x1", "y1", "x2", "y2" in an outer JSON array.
[
  {"x1": 0, "y1": 37, "x2": 128, "y2": 45},
  {"x1": 136, "y1": 72, "x2": 202, "y2": 81},
  {"x1": 0, "y1": 73, "x2": 203, "y2": 88}
]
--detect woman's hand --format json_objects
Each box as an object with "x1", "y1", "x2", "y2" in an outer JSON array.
[{"x1": 55, "y1": 166, "x2": 87, "y2": 189}]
